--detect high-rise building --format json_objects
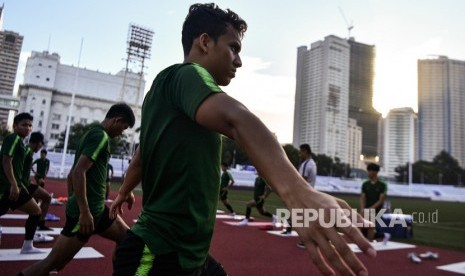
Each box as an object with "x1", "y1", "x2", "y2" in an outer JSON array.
[
  {"x1": 347, "y1": 39, "x2": 380, "y2": 160},
  {"x1": 293, "y1": 35, "x2": 350, "y2": 163},
  {"x1": 347, "y1": 118, "x2": 363, "y2": 169},
  {"x1": 379, "y1": 107, "x2": 416, "y2": 177},
  {"x1": 418, "y1": 56, "x2": 465, "y2": 166},
  {"x1": 18, "y1": 51, "x2": 145, "y2": 148},
  {"x1": 0, "y1": 4, "x2": 22, "y2": 127}
]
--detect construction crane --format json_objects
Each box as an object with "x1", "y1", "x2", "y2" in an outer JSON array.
[{"x1": 338, "y1": 6, "x2": 354, "y2": 39}]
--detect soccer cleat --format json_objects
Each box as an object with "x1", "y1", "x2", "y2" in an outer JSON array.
[
  {"x1": 281, "y1": 230, "x2": 292, "y2": 235},
  {"x1": 237, "y1": 219, "x2": 249, "y2": 226},
  {"x1": 296, "y1": 241, "x2": 306, "y2": 249},
  {"x1": 419, "y1": 251, "x2": 439, "y2": 259},
  {"x1": 33, "y1": 233, "x2": 54, "y2": 243},
  {"x1": 408, "y1": 252, "x2": 421, "y2": 263}
]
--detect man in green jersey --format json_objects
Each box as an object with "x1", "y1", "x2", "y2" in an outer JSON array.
[
  {"x1": 237, "y1": 174, "x2": 275, "y2": 226},
  {"x1": 20, "y1": 103, "x2": 135, "y2": 276},
  {"x1": 23, "y1": 132, "x2": 54, "y2": 234},
  {"x1": 219, "y1": 162, "x2": 235, "y2": 215},
  {"x1": 32, "y1": 149, "x2": 50, "y2": 188},
  {"x1": 360, "y1": 163, "x2": 389, "y2": 241},
  {"x1": 111, "y1": 3, "x2": 375, "y2": 276},
  {"x1": 0, "y1": 113, "x2": 45, "y2": 253}
]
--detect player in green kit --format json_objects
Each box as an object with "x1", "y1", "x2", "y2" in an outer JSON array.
[
  {"x1": 23, "y1": 132, "x2": 54, "y2": 234},
  {"x1": 0, "y1": 113, "x2": 44, "y2": 253},
  {"x1": 237, "y1": 174, "x2": 275, "y2": 225},
  {"x1": 32, "y1": 149, "x2": 50, "y2": 188},
  {"x1": 219, "y1": 162, "x2": 235, "y2": 216},
  {"x1": 20, "y1": 103, "x2": 135, "y2": 276},
  {"x1": 111, "y1": 3, "x2": 375, "y2": 276}
]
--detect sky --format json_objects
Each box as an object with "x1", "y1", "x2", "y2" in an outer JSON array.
[{"x1": 2, "y1": 0, "x2": 465, "y2": 143}]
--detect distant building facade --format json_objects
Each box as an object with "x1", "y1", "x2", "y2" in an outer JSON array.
[
  {"x1": 347, "y1": 39, "x2": 380, "y2": 160},
  {"x1": 379, "y1": 107, "x2": 417, "y2": 177},
  {"x1": 293, "y1": 35, "x2": 350, "y2": 163},
  {"x1": 0, "y1": 4, "x2": 22, "y2": 127},
  {"x1": 418, "y1": 56, "x2": 465, "y2": 166},
  {"x1": 18, "y1": 51, "x2": 145, "y2": 149}
]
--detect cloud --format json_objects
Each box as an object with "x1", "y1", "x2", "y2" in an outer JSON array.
[{"x1": 226, "y1": 56, "x2": 296, "y2": 143}]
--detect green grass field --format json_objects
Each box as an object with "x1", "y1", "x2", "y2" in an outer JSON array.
[
  {"x1": 110, "y1": 182, "x2": 464, "y2": 251},
  {"x1": 217, "y1": 188, "x2": 465, "y2": 252}
]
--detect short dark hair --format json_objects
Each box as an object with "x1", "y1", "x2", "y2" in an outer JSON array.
[
  {"x1": 182, "y1": 3, "x2": 247, "y2": 56},
  {"x1": 41, "y1": 149, "x2": 48, "y2": 154},
  {"x1": 14, "y1": 113, "x2": 33, "y2": 125},
  {"x1": 299, "y1": 144, "x2": 312, "y2": 155},
  {"x1": 367, "y1": 163, "x2": 380, "y2": 172},
  {"x1": 106, "y1": 103, "x2": 135, "y2": 128},
  {"x1": 29, "y1": 131, "x2": 44, "y2": 144}
]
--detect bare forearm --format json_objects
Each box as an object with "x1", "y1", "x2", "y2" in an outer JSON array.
[
  {"x1": 3, "y1": 159, "x2": 18, "y2": 188},
  {"x1": 226, "y1": 110, "x2": 306, "y2": 201},
  {"x1": 119, "y1": 148, "x2": 142, "y2": 196},
  {"x1": 73, "y1": 171, "x2": 90, "y2": 213}
]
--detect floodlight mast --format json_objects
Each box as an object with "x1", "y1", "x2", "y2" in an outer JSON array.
[{"x1": 119, "y1": 24, "x2": 154, "y2": 156}]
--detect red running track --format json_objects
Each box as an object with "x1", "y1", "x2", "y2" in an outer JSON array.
[{"x1": 0, "y1": 179, "x2": 463, "y2": 275}]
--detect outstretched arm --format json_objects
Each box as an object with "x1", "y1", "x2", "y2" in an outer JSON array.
[
  {"x1": 196, "y1": 93, "x2": 375, "y2": 276},
  {"x1": 72, "y1": 155, "x2": 95, "y2": 235},
  {"x1": 109, "y1": 146, "x2": 141, "y2": 219}
]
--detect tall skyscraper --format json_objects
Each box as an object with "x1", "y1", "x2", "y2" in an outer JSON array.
[
  {"x1": 418, "y1": 56, "x2": 465, "y2": 166},
  {"x1": 0, "y1": 4, "x2": 22, "y2": 127},
  {"x1": 347, "y1": 39, "x2": 380, "y2": 160},
  {"x1": 293, "y1": 35, "x2": 350, "y2": 163},
  {"x1": 379, "y1": 107, "x2": 416, "y2": 177}
]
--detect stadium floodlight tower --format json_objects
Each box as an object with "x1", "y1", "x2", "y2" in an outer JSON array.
[
  {"x1": 119, "y1": 24, "x2": 153, "y2": 103},
  {"x1": 120, "y1": 24, "x2": 153, "y2": 155}
]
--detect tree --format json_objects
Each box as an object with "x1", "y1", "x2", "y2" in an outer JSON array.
[
  {"x1": 220, "y1": 136, "x2": 248, "y2": 166},
  {"x1": 54, "y1": 122, "x2": 130, "y2": 155},
  {"x1": 282, "y1": 144, "x2": 299, "y2": 169},
  {"x1": 395, "y1": 151, "x2": 464, "y2": 185},
  {"x1": 0, "y1": 126, "x2": 11, "y2": 144}
]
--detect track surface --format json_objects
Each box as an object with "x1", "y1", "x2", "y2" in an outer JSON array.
[{"x1": 1, "y1": 179, "x2": 463, "y2": 275}]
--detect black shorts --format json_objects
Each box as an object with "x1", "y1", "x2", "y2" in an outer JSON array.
[
  {"x1": 254, "y1": 197, "x2": 264, "y2": 208},
  {"x1": 61, "y1": 205, "x2": 115, "y2": 242},
  {"x1": 219, "y1": 189, "x2": 228, "y2": 201},
  {"x1": 26, "y1": 184, "x2": 39, "y2": 196},
  {"x1": 113, "y1": 230, "x2": 227, "y2": 276},
  {"x1": 0, "y1": 188, "x2": 33, "y2": 215}
]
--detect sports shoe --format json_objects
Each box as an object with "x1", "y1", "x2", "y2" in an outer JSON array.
[
  {"x1": 20, "y1": 246, "x2": 45, "y2": 254},
  {"x1": 45, "y1": 213, "x2": 60, "y2": 221},
  {"x1": 281, "y1": 230, "x2": 291, "y2": 235},
  {"x1": 33, "y1": 233, "x2": 54, "y2": 243},
  {"x1": 237, "y1": 219, "x2": 249, "y2": 226},
  {"x1": 382, "y1": 233, "x2": 391, "y2": 245},
  {"x1": 408, "y1": 252, "x2": 421, "y2": 263},
  {"x1": 296, "y1": 241, "x2": 306, "y2": 249},
  {"x1": 419, "y1": 251, "x2": 439, "y2": 259}
]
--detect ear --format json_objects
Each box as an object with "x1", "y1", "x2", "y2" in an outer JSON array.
[{"x1": 198, "y1": 33, "x2": 211, "y2": 54}]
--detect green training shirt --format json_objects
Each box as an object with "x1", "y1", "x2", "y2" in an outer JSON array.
[
  {"x1": 0, "y1": 133, "x2": 26, "y2": 197},
  {"x1": 66, "y1": 125, "x2": 110, "y2": 218},
  {"x1": 33, "y1": 158, "x2": 50, "y2": 177},
  {"x1": 132, "y1": 63, "x2": 223, "y2": 269},
  {"x1": 22, "y1": 146, "x2": 33, "y2": 188},
  {"x1": 361, "y1": 179, "x2": 388, "y2": 211},
  {"x1": 220, "y1": 171, "x2": 233, "y2": 189},
  {"x1": 253, "y1": 176, "x2": 267, "y2": 200}
]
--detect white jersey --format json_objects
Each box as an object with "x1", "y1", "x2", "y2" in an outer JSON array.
[{"x1": 299, "y1": 158, "x2": 317, "y2": 187}]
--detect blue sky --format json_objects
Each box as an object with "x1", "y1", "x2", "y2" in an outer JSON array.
[{"x1": 3, "y1": 0, "x2": 465, "y2": 143}]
